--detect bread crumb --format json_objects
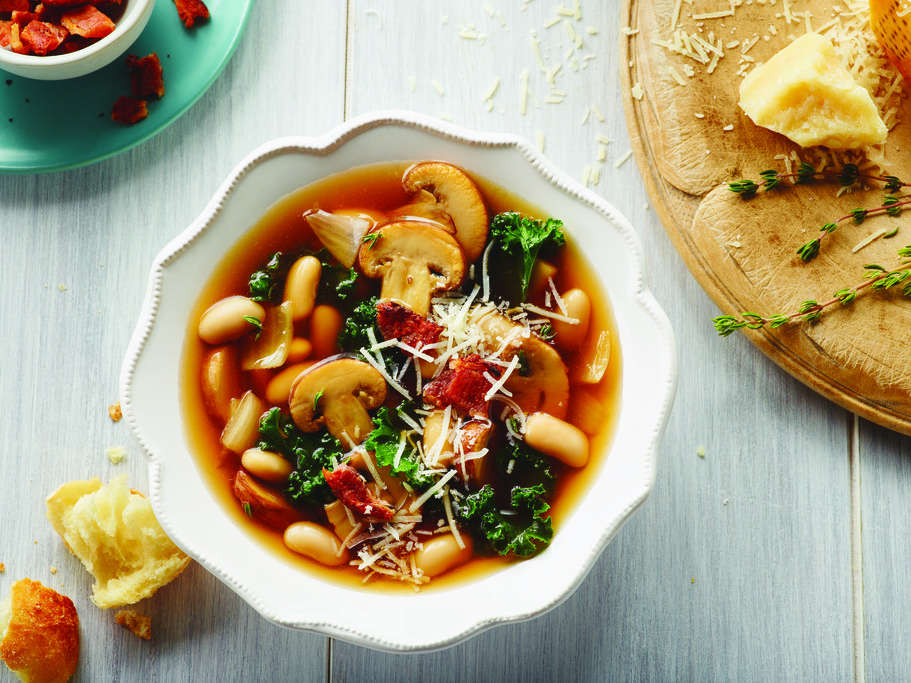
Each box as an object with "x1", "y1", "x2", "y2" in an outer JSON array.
[
  {"x1": 49, "y1": 567, "x2": 57, "y2": 575},
  {"x1": 697, "y1": 445, "x2": 706, "y2": 458},
  {"x1": 115, "y1": 609, "x2": 152, "y2": 640},
  {"x1": 106, "y1": 446, "x2": 127, "y2": 465},
  {"x1": 57, "y1": 284, "x2": 67, "y2": 292},
  {"x1": 108, "y1": 403, "x2": 122, "y2": 422}
]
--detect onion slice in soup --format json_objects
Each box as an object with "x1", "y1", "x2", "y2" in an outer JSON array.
[
  {"x1": 305, "y1": 210, "x2": 373, "y2": 269},
  {"x1": 242, "y1": 301, "x2": 293, "y2": 370},
  {"x1": 575, "y1": 331, "x2": 611, "y2": 384},
  {"x1": 221, "y1": 390, "x2": 265, "y2": 454}
]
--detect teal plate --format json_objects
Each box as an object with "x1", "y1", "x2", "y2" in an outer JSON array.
[{"x1": 0, "y1": 0, "x2": 252, "y2": 174}]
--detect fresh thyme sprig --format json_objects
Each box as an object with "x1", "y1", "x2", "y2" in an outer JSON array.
[
  {"x1": 728, "y1": 163, "x2": 910, "y2": 262},
  {"x1": 727, "y1": 162, "x2": 908, "y2": 195},
  {"x1": 796, "y1": 195, "x2": 911, "y2": 261},
  {"x1": 712, "y1": 246, "x2": 911, "y2": 336}
]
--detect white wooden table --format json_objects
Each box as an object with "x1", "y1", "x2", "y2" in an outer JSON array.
[{"x1": 1, "y1": 1, "x2": 908, "y2": 680}]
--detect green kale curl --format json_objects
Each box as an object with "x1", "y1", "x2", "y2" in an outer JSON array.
[
  {"x1": 337, "y1": 297, "x2": 380, "y2": 354},
  {"x1": 248, "y1": 252, "x2": 288, "y2": 302},
  {"x1": 458, "y1": 483, "x2": 553, "y2": 557},
  {"x1": 364, "y1": 403, "x2": 435, "y2": 490},
  {"x1": 255, "y1": 407, "x2": 343, "y2": 507},
  {"x1": 486, "y1": 212, "x2": 566, "y2": 302}
]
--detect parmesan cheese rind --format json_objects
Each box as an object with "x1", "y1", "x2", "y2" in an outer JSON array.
[{"x1": 738, "y1": 32, "x2": 888, "y2": 149}]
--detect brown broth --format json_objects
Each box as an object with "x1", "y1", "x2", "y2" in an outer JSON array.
[{"x1": 180, "y1": 161, "x2": 623, "y2": 592}]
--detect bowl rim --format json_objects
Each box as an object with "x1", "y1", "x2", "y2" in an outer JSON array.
[
  {"x1": 0, "y1": 0, "x2": 154, "y2": 70},
  {"x1": 120, "y1": 110, "x2": 678, "y2": 652}
]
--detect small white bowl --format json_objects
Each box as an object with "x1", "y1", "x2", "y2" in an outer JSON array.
[
  {"x1": 0, "y1": 0, "x2": 155, "y2": 80},
  {"x1": 121, "y1": 111, "x2": 678, "y2": 652}
]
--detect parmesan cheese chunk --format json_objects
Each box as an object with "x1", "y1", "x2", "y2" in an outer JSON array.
[{"x1": 738, "y1": 32, "x2": 888, "y2": 149}]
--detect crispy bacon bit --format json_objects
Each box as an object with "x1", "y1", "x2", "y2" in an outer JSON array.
[
  {"x1": 111, "y1": 95, "x2": 148, "y2": 125},
  {"x1": 173, "y1": 0, "x2": 209, "y2": 28},
  {"x1": 376, "y1": 300, "x2": 443, "y2": 350},
  {"x1": 7, "y1": 21, "x2": 26, "y2": 54},
  {"x1": 0, "y1": 20, "x2": 13, "y2": 47},
  {"x1": 11, "y1": 10, "x2": 40, "y2": 26},
  {"x1": 0, "y1": 0, "x2": 29, "y2": 12},
  {"x1": 423, "y1": 354, "x2": 502, "y2": 417},
  {"x1": 20, "y1": 19, "x2": 67, "y2": 55},
  {"x1": 61, "y1": 5, "x2": 115, "y2": 39},
  {"x1": 126, "y1": 52, "x2": 164, "y2": 98},
  {"x1": 323, "y1": 465, "x2": 395, "y2": 521}
]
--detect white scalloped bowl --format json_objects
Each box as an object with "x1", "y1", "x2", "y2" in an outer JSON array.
[
  {"x1": 121, "y1": 111, "x2": 677, "y2": 652},
  {"x1": 0, "y1": 0, "x2": 155, "y2": 80}
]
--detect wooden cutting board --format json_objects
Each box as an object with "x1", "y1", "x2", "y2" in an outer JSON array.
[{"x1": 620, "y1": 0, "x2": 911, "y2": 434}]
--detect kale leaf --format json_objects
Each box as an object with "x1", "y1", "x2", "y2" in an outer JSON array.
[
  {"x1": 458, "y1": 483, "x2": 553, "y2": 557},
  {"x1": 364, "y1": 402, "x2": 434, "y2": 489},
  {"x1": 455, "y1": 438, "x2": 558, "y2": 557},
  {"x1": 337, "y1": 296, "x2": 380, "y2": 354},
  {"x1": 488, "y1": 212, "x2": 566, "y2": 302},
  {"x1": 256, "y1": 407, "x2": 343, "y2": 507},
  {"x1": 316, "y1": 256, "x2": 359, "y2": 309},
  {"x1": 248, "y1": 252, "x2": 288, "y2": 303},
  {"x1": 495, "y1": 438, "x2": 557, "y2": 493}
]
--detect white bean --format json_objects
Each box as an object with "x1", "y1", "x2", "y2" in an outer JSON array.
[
  {"x1": 284, "y1": 522, "x2": 350, "y2": 566},
  {"x1": 198, "y1": 296, "x2": 265, "y2": 345},
  {"x1": 551, "y1": 288, "x2": 591, "y2": 351},
  {"x1": 524, "y1": 412, "x2": 589, "y2": 468},
  {"x1": 284, "y1": 255, "x2": 321, "y2": 322},
  {"x1": 413, "y1": 533, "x2": 473, "y2": 578},
  {"x1": 309, "y1": 305, "x2": 343, "y2": 359},
  {"x1": 241, "y1": 448, "x2": 294, "y2": 483},
  {"x1": 287, "y1": 338, "x2": 313, "y2": 364},
  {"x1": 265, "y1": 362, "x2": 314, "y2": 405}
]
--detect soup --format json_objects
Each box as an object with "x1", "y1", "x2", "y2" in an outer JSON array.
[{"x1": 182, "y1": 161, "x2": 622, "y2": 591}]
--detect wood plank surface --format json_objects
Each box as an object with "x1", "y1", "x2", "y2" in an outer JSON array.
[
  {"x1": 0, "y1": 2, "x2": 346, "y2": 680},
  {"x1": 0, "y1": 0, "x2": 903, "y2": 681}
]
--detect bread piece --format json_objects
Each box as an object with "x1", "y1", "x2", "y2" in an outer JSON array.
[
  {"x1": 0, "y1": 579, "x2": 79, "y2": 683},
  {"x1": 46, "y1": 474, "x2": 191, "y2": 609}
]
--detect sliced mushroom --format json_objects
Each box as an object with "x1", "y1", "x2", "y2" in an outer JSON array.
[
  {"x1": 304, "y1": 209, "x2": 374, "y2": 268},
  {"x1": 468, "y1": 306, "x2": 569, "y2": 419},
  {"x1": 403, "y1": 162, "x2": 490, "y2": 262},
  {"x1": 358, "y1": 220, "x2": 467, "y2": 317},
  {"x1": 391, "y1": 188, "x2": 454, "y2": 230},
  {"x1": 233, "y1": 470, "x2": 302, "y2": 530},
  {"x1": 289, "y1": 355, "x2": 388, "y2": 446}
]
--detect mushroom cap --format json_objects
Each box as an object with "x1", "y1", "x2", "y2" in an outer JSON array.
[
  {"x1": 403, "y1": 162, "x2": 490, "y2": 263},
  {"x1": 289, "y1": 355, "x2": 388, "y2": 445},
  {"x1": 358, "y1": 220, "x2": 467, "y2": 316},
  {"x1": 359, "y1": 220, "x2": 466, "y2": 284}
]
